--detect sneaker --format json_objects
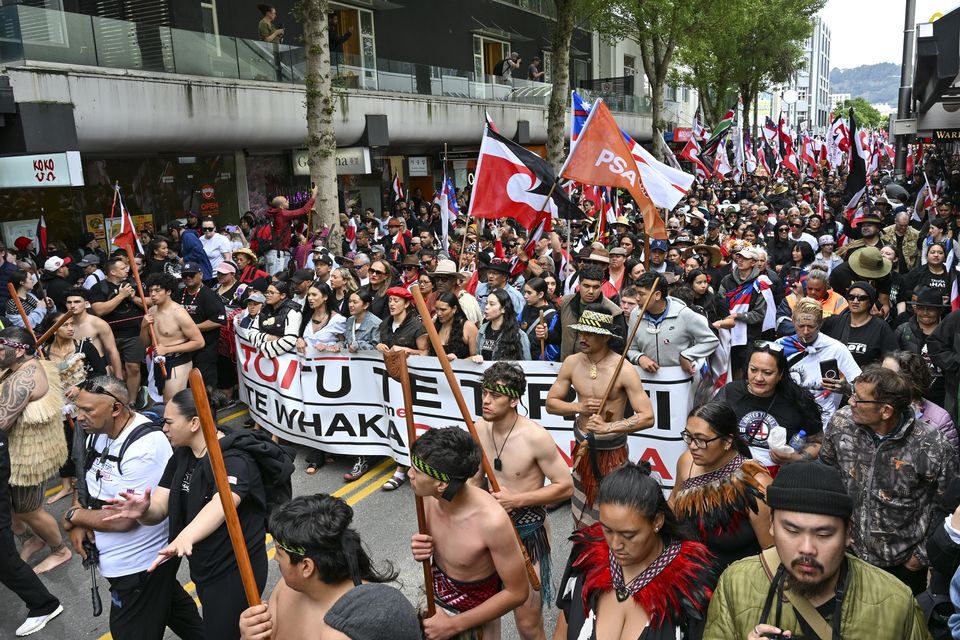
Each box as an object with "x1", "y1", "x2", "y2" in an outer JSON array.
[
  {"x1": 134, "y1": 386, "x2": 151, "y2": 411},
  {"x1": 343, "y1": 457, "x2": 369, "y2": 481},
  {"x1": 16, "y1": 604, "x2": 63, "y2": 637}
]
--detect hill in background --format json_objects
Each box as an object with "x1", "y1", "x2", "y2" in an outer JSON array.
[{"x1": 829, "y1": 62, "x2": 900, "y2": 105}]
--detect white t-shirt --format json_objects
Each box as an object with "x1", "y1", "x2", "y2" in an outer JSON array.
[
  {"x1": 85, "y1": 413, "x2": 172, "y2": 578},
  {"x1": 200, "y1": 233, "x2": 232, "y2": 270},
  {"x1": 82, "y1": 269, "x2": 106, "y2": 290},
  {"x1": 776, "y1": 332, "x2": 861, "y2": 430}
]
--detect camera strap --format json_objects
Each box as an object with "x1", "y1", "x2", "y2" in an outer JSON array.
[{"x1": 759, "y1": 546, "x2": 835, "y2": 640}]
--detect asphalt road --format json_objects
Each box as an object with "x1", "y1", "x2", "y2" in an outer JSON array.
[{"x1": 0, "y1": 407, "x2": 573, "y2": 639}]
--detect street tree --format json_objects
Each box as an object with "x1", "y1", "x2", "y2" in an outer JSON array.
[
  {"x1": 833, "y1": 97, "x2": 886, "y2": 130},
  {"x1": 296, "y1": 0, "x2": 342, "y2": 254},
  {"x1": 546, "y1": 0, "x2": 581, "y2": 171}
]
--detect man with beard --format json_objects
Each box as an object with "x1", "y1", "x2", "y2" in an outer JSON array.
[
  {"x1": 704, "y1": 461, "x2": 930, "y2": 639},
  {"x1": 546, "y1": 306, "x2": 654, "y2": 528},
  {"x1": 837, "y1": 210, "x2": 884, "y2": 259}
]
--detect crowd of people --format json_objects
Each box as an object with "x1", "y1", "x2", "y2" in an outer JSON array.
[{"x1": 3, "y1": 151, "x2": 960, "y2": 639}]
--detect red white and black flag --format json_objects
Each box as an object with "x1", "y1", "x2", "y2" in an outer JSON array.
[
  {"x1": 391, "y1": 173, "x2": 405, "y2": 207},
  {"x1": 679, "y1": 135, "x2": 711, "y2": 182},
  {"x1": 843, "y1": 108, "x2": 869, "y2": 223},
  {"x1": 36, "y1": 212, "x2": 47, "y2": 258},
  {"x1": 469, "y1": 125, "x2": 578, "y2": 229}
]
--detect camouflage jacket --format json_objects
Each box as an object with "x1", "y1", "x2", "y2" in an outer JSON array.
[
  {"x1": 881, "y1": 225, "x2": 920, "y2": 271},
  {"x1": 820, "y1": 406, "x2": 958, "y2": 568}
]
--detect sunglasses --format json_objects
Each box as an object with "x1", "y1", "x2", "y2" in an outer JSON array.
[
  {"x1": 789, "y1": 223, "x2": 804, "y2": 228},
  {"x1": 847, "y1": 294, "x2": 871, "y2": 302},
  {"x1": 369, "y1": 268, "x2": 387, "y2": 275},
  {"x1": 79, "y1": 379, "x2": 125, "y2": 404},
  {"x1": 202, "y1": 227, "x2": 216, "y2": 231}
]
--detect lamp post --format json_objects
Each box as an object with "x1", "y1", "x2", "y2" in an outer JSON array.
[{"x1": 894, "y1": 0, "x2": 917, "y2": 180}]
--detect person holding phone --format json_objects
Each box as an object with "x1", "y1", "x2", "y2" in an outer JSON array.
[{"x1": 775, "y1": 297, "x2": 861, "y2": 430}]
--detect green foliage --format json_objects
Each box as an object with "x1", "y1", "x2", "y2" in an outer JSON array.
[{"x1": 833, "y1": 97, "x2": 886, "y2": 130}]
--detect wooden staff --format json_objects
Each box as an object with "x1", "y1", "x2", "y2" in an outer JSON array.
[
  {"x1": 410, "y1": 284, "x2": 541, "y2": 592},
  {"x1": 383, "y1": 351, "x2": 435, "y2": 616},
  {"x1": 189, "y1": 369, "x2": 261, "y2": 606},
  {"x1": 7, "y1": 282, "x2": 50, "y2": 350},
  {"x1": 538, "y1": 310, "x2": 546, "y2": 361},
  {"x1": 35, "y1": 308, "x2": 73, "y2": 348},
  {"x1": 122, "y1": 246, "x2": 166, "y2": 378},
  {"x1": 596, "y1": 275, "x2": 661, "y2": 418}
]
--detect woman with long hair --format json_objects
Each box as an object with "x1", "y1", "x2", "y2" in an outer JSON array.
[
  {"x1": 556, "y1": 462, "x2": 714, "y2": 639},
  {"x1": 676, "y1": 268, "x2": 726, "y2": 329},
  {"x1": 365, "y1": 259, "x2": 395, "y2": 321},
  {"x1": 4, "y1": 268, "x2": 48, "y2": 329},
  {"x1": 329, "y1": 266, "x2": 358, "y2": 317},
  {"x1": 715, "y1": 341, "x2": 823, "y2": 474},
  {"x1": 767, "y1": 221, "x2": 793, "y2": 269},
  {"x1": 430, "y1": 292, "x2": 477, "y2": 360},
  {"x1": 297, "y1": 282, "x2": 347, "y2": 475},
  {"x1": 104, "y1": 388, "x2": 269, "y2": 639},
  {"x1": 670, "y1": 401, "x2": 773, "y2": 582},
  {"x1": 521, "y1": 277, "x2": 559, "y2": 361},
  {"x1": 779, "y1": 241, "x2": 816, "y2": 290},
  {"x1": 900, "y1": 241, "x2": 953, "y2": 314},
  {"x1": 472, "y1": 288, "x2": 530, "y2": 363},
  {"x1": 247, "y1": 280, "x2": 302, "y2": 359}
]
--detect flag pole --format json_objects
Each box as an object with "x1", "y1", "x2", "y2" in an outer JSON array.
[
  {"x1": 410, "y1": 284, "x2": 541, "y2": 592},
  {"x1": 189, "y1": 369, "x2": 261, "y2": 607}
]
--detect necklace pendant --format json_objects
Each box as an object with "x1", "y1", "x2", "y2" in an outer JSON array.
[
  {"x1": 616, "y1": 587, "x2": 630, "y2": 602},
  {"x1": 494, "y1": 458, "x2": 502, "y2": 471},
  {"x1": 589, "y1": 363, "x2": 598, "y2": 379}
]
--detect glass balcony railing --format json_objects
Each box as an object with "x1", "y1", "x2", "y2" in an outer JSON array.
[{"x1": 0, "y1": 5, "x2": 649, "y2": 116}]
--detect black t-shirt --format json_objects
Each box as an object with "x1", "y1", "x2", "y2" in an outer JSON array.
[
  {"x1": 716, "y1": 380, "x2": 822, "y2": 453},
  {"x1": 480, "y1": 327, "x2": 502, "y2": 360},
  {"x1": 175, "y1": 286, "x2": 226, "y2": 353},
  {"x1": 828, "y1": 262, "x2": 892, "y2": 298},
  {"x1": 88, "y1": 279, "x2": 144, "y2": 339},
  {"x1": 822, "y1": 315, "x2": 897, "y2": 368},
  {"x1": 78, "y1": 338, "x2": 107, "y2": 377},
  {"x1": 900, "y1": 266, "x2": 952, "y2": 306},
  {"x1": 159, "y1": 447, "x2": 266, "y2": 583}
]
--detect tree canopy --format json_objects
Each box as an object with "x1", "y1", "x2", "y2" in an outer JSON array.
[{"x1": 833, "y1": 97, "x2": 887, "y2": 130}]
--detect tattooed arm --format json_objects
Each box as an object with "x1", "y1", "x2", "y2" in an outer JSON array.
[{"x1": 0, "y1": 361, "x2": 45, "y2": 432}]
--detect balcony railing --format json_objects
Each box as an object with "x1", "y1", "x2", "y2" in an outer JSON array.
[{"x1": 0, "y1": 5, "x2": 650, "y2": 115}]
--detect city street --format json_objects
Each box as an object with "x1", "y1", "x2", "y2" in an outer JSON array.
[{"x1": 0, "y1": 407, "x2": 570, "y2": 639}]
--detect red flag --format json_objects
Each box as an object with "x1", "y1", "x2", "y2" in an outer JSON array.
[
  {"x1": 679, "y1": 136, "x2": 710, "y2": 181},
  {"x1": 113, "y1": 208, "x2": 140, "y2": 255},
  {"x1": 559, "y1": 99, "x2": 664, "y2": 239}
]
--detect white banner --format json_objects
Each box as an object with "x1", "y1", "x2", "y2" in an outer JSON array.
[{"x1": 235, "y1": 333, "x2": 693, "y2": 489}]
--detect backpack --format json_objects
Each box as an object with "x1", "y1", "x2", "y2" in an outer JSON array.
[
  {"x1": 84, "y1": 413, "x2": 165, "y2": 476},
  {"x1": 215, "y1": 428, "x2": 295, "y2": 522},
  {"x1": 249, "y1": 211, "x2": 276, "y2": 255}
]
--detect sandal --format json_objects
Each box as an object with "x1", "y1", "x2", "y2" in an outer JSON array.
[
  {"x1": 381, "y1": 471, "x2": 407, "y2": 491},
  {"x1": 305, "y1": 462, "x2": 322, "y2": 475},
  {"x1": 343, "y1": 457, "x2": 369, "y2": 482}
]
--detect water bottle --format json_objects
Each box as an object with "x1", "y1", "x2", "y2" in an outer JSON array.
[{"x1": 788, "y1": 430, "x2": 807, "y2": 453}]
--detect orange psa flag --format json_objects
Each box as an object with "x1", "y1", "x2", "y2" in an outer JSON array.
[{"x1": 560, "y1": 99, "x2": 666, "y2": 239}]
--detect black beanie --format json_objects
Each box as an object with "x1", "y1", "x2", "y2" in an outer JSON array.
[
  {"x1": 766, "y1": 461, "x2": 853, "y2": 520},
  {"x1": 848, "y1": 280, "x2": 877, "y2": 304}
]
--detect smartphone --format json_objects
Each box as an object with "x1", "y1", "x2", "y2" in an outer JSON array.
[{"x1": 820, "y1": 358, "x2": 840, "y2": 381}]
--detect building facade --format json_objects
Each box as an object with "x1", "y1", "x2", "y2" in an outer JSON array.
[
  {"x1": 789, "y1": 14, "x2": 831, "y2": 134},
  {"x1": 0, "y1": 0, "x2": 652, "y2": 250}
]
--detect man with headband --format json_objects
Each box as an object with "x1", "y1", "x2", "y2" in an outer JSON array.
[
  {"x1": 705, "y1": 461, "x2": 929, "y2": 639},
  {"x1": 410, "y1": 427, "x2": 527, "y2": 640},
  {"x1": 547, "y1": 304, "x2": 654, "y2": 528},
  {"x1": 473, "y1": 362, "x2": 572, "y2": 640},
  {"x1": 0, "y1": 327, "x2": 64, "y2": 635}
]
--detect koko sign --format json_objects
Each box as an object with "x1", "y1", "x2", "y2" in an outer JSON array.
[{"x1": 0, "y1": 152, "x2": 84, "y2": 188}]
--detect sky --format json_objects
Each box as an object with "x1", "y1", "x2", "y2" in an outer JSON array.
[{"x1": 821, "y1": 0, "x2": 955, "y2": 69}]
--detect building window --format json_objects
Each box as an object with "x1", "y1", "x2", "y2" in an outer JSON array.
[
  {"x1": 623, "y1": 54, "x2": 636, "y2": 76},
  {"x1": 473, "y1": 34, "x2": 509, "y2": 78},
  {"x1": 200, "y1": 0, "x2": 219, "y2": 36}
]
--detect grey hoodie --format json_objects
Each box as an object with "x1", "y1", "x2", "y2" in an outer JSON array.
[{"x1": 627, "y1": 296, "x2": 720, "y2": 367}]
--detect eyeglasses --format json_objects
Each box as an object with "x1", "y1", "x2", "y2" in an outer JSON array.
[
  {"x1": 849, "y1": 393, "x2": 884, "y2": 406},
  {"x1": 680, "y1": 430, "x2": 724, "y2": 449},
  {"x1": 847, "y1": 294, "x2": 871, "y2": 302},
  {"x1": 202, "y1": 227, "x2": 216, "y2": 232},
  {"x1": 369, "y1": 268, "x2": 387, "y2": 276},
  {"x1": 79, "y1": 379, "x2": 125, "y2": 404}
]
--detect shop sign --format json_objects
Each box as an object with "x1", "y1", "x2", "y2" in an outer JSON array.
[
  {"x1": 932, "y1": 129, "x2": 960, "y2": 141},
  {"x1": 200, "y1": 184, "x2": 216, "y2": 200},
  {"x1": 292, "y1": 148, "x2": 372, "y2": 176},
  {"x1": 0, "y1": 152, "x2": 84, "y2": 188},
  {"x1": 408, "y1": 156, "x2": 429, "y2": 177}
]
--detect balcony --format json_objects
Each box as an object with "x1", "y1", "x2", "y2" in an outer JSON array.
[{"x1": 0, "y1": 5, "x2": 647, "y2": 115}]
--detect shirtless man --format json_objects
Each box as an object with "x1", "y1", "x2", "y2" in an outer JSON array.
[
  {"x1": 410, "y1": 427, "x2": 528, "y2": 640},
  {"x1": 473, "y1": 362, "x2": 572, "y2": 640},
  {"x1": 64, "y1": 287, "x2": 122, "y2": 376},
  {"x1": 141, "y1": 273, "x2": 204, "y2": 401},
  {"x1": 546, "y1": 305, "x2": 654, "y2": 529},
  {"x1": 238, "y1": 494, "x2": 420, "y2": 640}
]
